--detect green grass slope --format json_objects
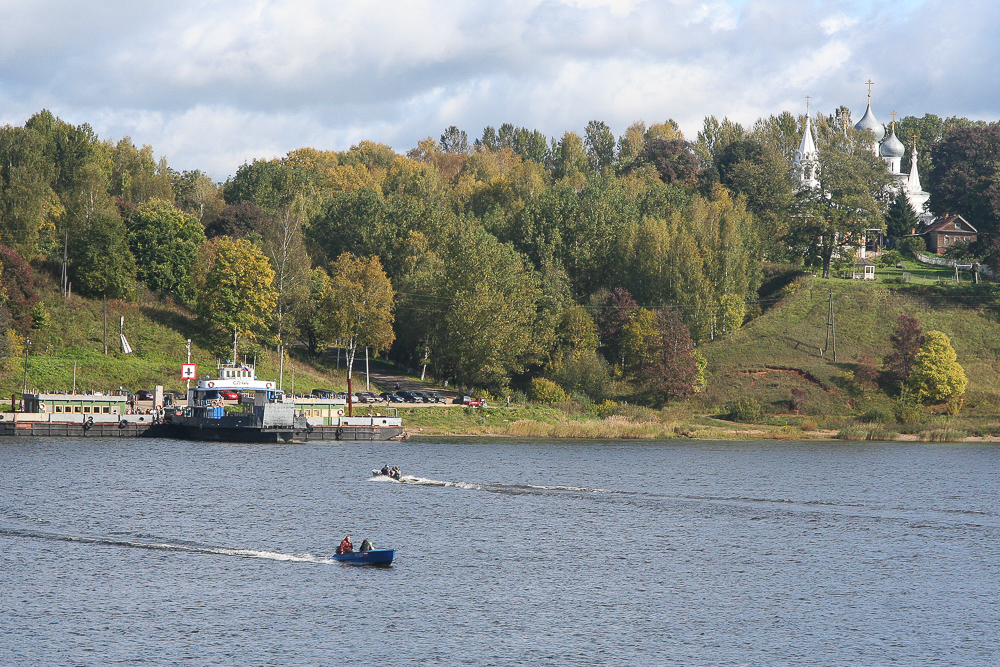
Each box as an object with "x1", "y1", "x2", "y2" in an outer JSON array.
[
  {"x1": 3, "y1": 274, "x2": 348, "y2": 398},
  {"x1": 694, "y1": 276, "x2": 1000, "y2": 419}
]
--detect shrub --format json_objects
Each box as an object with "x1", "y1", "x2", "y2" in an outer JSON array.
[
  {"x1": 877, "y1": 249, "x2": 904, "y2": 267},
  {"x1": 726, "y1": 397, "x2": 762, "y2": 423},
  {"x1": 799, "y1": 418, "x2": 818, "y2": 432},
  {"x1": 894, "y1": 401, "x2": 924, "y2": 425},
  {"x1": 587, "y1": 400, "x2": 619, "y2": 419},
  {"x1": 896, "y1": 236, "x2": 926, "y2": 258},
  {"x1": 858, "y1": 406, "x2": 893, "y2": 424},
  {"x1": 528, "y1": 378, "x2": 567, "y2": 404}
]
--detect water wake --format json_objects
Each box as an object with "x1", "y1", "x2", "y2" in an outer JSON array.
[{"x1": 0, "y1": 527, "x2": 335, "y2": 563}]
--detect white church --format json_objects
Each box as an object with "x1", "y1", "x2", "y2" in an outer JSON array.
[
  {"x1": 794, "y1": 86, "x2": 931, "y2": 224},
  {"x1": 790, "y1": 85, "x2": 969, "y2": 266}
]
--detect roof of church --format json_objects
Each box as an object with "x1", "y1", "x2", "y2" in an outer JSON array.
[
  {"x1": 796, "y1": 114, "x2": 818, "y2": 159},
  {"x1": 880, "y1": 126, "x2": 905, "y2": 158},
  {"x1": 854, "y1": 101, "x2": 884, "y2": 141}
]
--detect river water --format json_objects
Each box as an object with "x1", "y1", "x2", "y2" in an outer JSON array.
[{"x1": 1, "y1": 437, "x2": 997, "y2": 666}]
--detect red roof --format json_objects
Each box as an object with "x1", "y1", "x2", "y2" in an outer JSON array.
[{"x1": 923, "y1": 215, "x2": 977, "y2": 235}]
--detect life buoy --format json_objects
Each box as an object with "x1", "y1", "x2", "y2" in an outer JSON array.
[
  {"x1": 208, "y1": 382, "x2": 215, "y2": 388},
  {"x1": 0, "y1": 414, "x2": 5, "y2": 420},
  {"x1": 266, "y1": 382, "x2": 273, "y2": 389},
  {"x1": 337, "y1": 409, "x2": 344, "y2": 416},
  {"x1": 39, "y1": 402, "x2": 46, "y2": 411},
  {"x1": 119, "y1": 420, "x2": 128, "y2": 429}
]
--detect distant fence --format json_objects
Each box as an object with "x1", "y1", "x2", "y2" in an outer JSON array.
[{"x1": 914, "y1": 252, "x2": 992, "y2": 277}]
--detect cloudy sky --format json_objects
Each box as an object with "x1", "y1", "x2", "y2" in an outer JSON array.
[{"x1": 1, "y1": 0, "x2": 996, "y2": 179}]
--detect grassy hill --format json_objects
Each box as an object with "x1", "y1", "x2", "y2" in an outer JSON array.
[
  {"x1": 693, "y1": 274, "x2": 1000, "y2": 426},
  {"x1": 6, "y1": 266, "x2": 1000, "y2": 441},
  {"x1": 2, "y1": 272, "x2": 351, "y2": 398}
]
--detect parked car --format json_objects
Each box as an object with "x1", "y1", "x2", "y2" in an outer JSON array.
[
  {"x1": 414, "y1": 391, "x2": 434, "y2": 403},
  {"x1": 220, "y1": 390, "x2": 240, "y2": 400},
  {"x1": 380, "y1": 393, "x2": 404, "y2": 403},
  {"x1": 136, "y1": 389, "x2": 154, "y2": 401},
  {"x1": 427, "y1": 392, "x2": 445, "y2": 403},
  {"x1": 357, "y1": 392, "x2": 379, "y2": 403},
  {"x1": 467, "y1": 397, "x2": 487, "y2": 407},
  {"x1": 455, "y1": 395, "x2": 471, "y2": 404},
  {"x1": 398, "y1": 391, "x2": 424, "y2": 403},
  {"x1": 312, "y1": 388, "x2": 336, "y2": 398},
  {"x1": 336, "y1": 392, "x2": 360, "y2": 403}
]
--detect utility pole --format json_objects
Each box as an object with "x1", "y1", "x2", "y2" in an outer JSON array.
[
  {"x1": 278, "y1": 342, "x2": 284, "y2": 391},
  {"x1": 21, "y1": 336, "x2": 30, "y2": 400},
  {"x1": 62, "y1": 230, "x2": 68, "y2": 298},
  {"x1": 103, "y1": 294, "x2": 107, "y2": 355},
  {"x1": 185, "y1": 339, "x2": 192, "y2": 391},
  {"x1": 823, "y1": 291, "x2": 837, "y2": 361},
  {"x1": 365, "y1": 346, "x2": 370, "y2": 391}
]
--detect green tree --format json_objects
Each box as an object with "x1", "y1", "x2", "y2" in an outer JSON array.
[
  {"x1": 885, "y1": 191, "x2": 920, "y2": 239},
  {"x1": 435, "y1": 225, "x2": 542, "y2": 390},
  {"x1": 906, "y1": 330, "x2": 968, "y2": 403},
  {"x1": 925, "y1": 124, "x2": 1000, "y2": 246},
  {"x1": 194, "y1": 237, "x2": 277, "y2": 343},
  {"x1": 68, "y1": 211, "x2": 137, "y2": 299},
  {"x1": 584, "y1": 120, "x2": 616, "y2": 175},
  {"x1": 552, "y1": 132, "x2": 590, "y2": 185},
  {"x1": 321, "y1": 253, "x2": 396, "y2": 412},
  {"x1": 126, "y1": 198, "x2": 206, "y2": 299},
  {"x1": 0, "y1": 125, "x2": 57, "y2": 258},
  {"x1": 789, "y1": 134, "x2": 893, "y2": 278}
]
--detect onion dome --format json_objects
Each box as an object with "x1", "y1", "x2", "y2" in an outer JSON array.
[
  {"x1": 854, "y1": 101, "x2": 884, "y2": 142},
  {"x1": 880, "y1": 126, "x2": 905, "y2": 158}
]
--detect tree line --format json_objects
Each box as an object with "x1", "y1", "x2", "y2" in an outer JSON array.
[{"x1": 1, "y1": 108, "x2": 998, "y2": 401}]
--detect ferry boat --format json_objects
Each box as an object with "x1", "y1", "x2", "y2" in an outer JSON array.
[{"x1": 162, "y1": 360, "x2": 405, "y2": 442}]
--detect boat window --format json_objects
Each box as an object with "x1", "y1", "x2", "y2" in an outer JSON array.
[
  {"x1": 103, "y1": 407, "x2": 110, "y2": 414},
  {"x1": 74, "y1": 406, "x2": 81, "y2": 413},
  {"x1": 55, "y1": 406, "x2": 62, "y2": 413},
  {"x1": 83, "y1": 407, "x2": 91, "y2": 413}
]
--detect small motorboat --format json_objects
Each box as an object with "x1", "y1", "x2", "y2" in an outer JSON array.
[
  {"x1": 372, "y1": 467, "x2": 401, "y2": 480},
  {"x1": 332, "y1": 549, "x2": 395, "y2": 566}
]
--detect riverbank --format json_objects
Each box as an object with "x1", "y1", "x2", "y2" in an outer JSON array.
[{"x1": 396, "y1": 404, "x2": 1000, "y2": 442}]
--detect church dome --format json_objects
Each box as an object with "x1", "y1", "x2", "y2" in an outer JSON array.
[
  {"x1": 854, "y1": 102, "x2": 884, "y2": 141},
  {"x1": 880, "y1": 127, "x2": 905, "y2": 158}
]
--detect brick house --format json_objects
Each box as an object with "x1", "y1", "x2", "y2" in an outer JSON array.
[{"x1": 922, "y1": 215, "x2": 977, "y2": 254}]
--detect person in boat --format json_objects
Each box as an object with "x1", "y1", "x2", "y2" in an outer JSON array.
[
  {"x1": 380, "y1": 464, "x2": 390, "y2": 476},
  {"x1": 360, "y1": 538, "x2": 374, "y2": 552},
  {"x1": 337, "y1": 535, "x2": 353, "y2": 554},
  {"x1": 391, "y1": 466, "x2": 401, "y2": 480}
]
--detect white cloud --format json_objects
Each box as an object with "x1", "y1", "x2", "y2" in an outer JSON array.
[
  {"x1": 821, "y1": 13, "x2": 859, "y2": 35},
  {"x1": 0, "y1": 0, "x2": 996, "y2": 178}
]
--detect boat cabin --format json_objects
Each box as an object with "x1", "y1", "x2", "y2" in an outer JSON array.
[{"x1": 24, "y1": 393, "x2": 129, "y2": 415}]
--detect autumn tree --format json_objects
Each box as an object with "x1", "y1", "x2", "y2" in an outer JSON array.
[
  {"x1": 194, "y1": 237, "x2": 277, "y2": 347},
  {"x1": 906, "y1": 330, "x2": 967, "y2": 404},
  {"x1": 0, "y1": 244, "x2": 40, "y2": 334},
  {"x1": 638, "y1": 138, "x2": 699, "y2": 184},
  {"x1": 641, "y1": 308, "x2": 698, "y2": 401},
  {"x1": 321, "y1": 253, "x2": 395, "y2": 414},
  {"x1": 595, "y1": 287, "x2": 638, "y2": 370}
]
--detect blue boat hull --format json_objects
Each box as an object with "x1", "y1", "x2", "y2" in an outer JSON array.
[{"x1": 332, "y1": 549, "x2": 395, "y2": 565}]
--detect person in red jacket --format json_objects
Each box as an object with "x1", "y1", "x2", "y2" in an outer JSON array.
[{"x1": 337, "y1": 535, "x2": 353, "y2": 554}]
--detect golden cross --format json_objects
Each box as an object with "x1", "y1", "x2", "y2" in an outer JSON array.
[
  {"x1": 865, "y1": 79, "x2": 874, "y2": 99},
  {"x1": 891, "y1": 110, "x2": 897, "y2": 123}
]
